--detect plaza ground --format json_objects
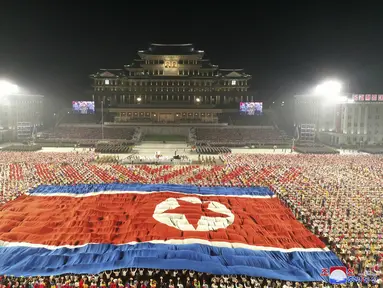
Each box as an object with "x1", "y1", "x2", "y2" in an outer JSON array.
[{"x1": 33, "y1": 141, "x2": 368, "y2": 160}]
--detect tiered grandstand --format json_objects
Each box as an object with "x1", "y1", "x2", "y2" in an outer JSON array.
[
  {"x1": 218, "y1": 112, "x2": 273, "y2": 126},
  {"x1": 52, "y1": 126, "x2": 136, "y2": 140},
  {"x1": 195, "y1": 127, "x2": 287, "y2": 146},
  {"x1": 59, "y1": 113, "x2": 100, "y2": 124},
  {"x1": 36, "y1": 125, "x2": 141, "y2": 147},
  {"x1": 38, "y1": 108, "x2": 289, "y2": 151}
]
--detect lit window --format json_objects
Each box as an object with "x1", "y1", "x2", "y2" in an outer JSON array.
[
  {"x1": 231, "y1": 80, "x2": 236, "y2": 85},
  {"x1": 105, "y1": 80, "x2": 110, "y2": 85}
]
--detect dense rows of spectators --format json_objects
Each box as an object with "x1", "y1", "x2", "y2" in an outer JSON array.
[
  {"x1": 0, "y1": 152, "x2": 382, "y2": 286},
  {"x1": 195, "y1": 128, "x2": 286, "y2": 146},
  {"x1": 220, "y1": 113, "x2": 272, "y2": 126},
  {"x1": 61, "y1": 114, "x2": 100, "y2": 124},
  {"x1": 50, "y1": 127, "x2": 136, "y2": 140}
]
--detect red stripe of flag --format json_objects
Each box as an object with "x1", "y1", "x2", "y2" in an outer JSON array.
[{"x1": 0, "y1": 192, "x2": 325, "y2": 250}]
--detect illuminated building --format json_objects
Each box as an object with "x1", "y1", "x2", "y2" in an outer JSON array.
[
  {"x1": 0, "y1": 94, "x2": 44, "y2": 139},
  {"x1": 294, "y1": 94, "x2": 383, "y2": 145},
  {"x1": 90, "y1": 43, "x2": 252, "y2": 123}
]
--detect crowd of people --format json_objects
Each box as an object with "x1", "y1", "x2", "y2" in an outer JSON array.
[
  {"x1": 195, "y1": 127, "x2": 286, "y2": 146},
  {"x1": 196, "y1": 146, "x2": 231, "y2": 154},
  {"x1": 48, "y1": 127, "x2": 137, "y2": 141},
  {"x1": 0, "y1": 151, "x2": 382, "y2": 286},
  {"x1": 218, "y1": 113, "x2": 272, "y2": 126},
  {"x1": 0, "y1": 269, "x2": 347, "y2": 288},
  {"x1": 220, "y1": 154, "x2": 383, "y2": 283},
  {"x1": 197, "y1": 155, "x2": 218, "y2": 165},
  {"x1": 95, "y1": 143, "x2": 133, "y2": 154}
]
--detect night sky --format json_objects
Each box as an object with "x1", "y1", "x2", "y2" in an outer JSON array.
[{"x1": 1, "y1": 0, "x2": 382, "y2": 107}]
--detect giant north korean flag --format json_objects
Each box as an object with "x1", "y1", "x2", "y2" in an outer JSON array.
[{"x1": 0, "y1": 183, "x2": 343, "y2": 281}]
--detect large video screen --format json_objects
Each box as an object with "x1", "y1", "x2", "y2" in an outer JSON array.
[
  {"x1": 239, "y1": 102, "x2": 263, "y2": 115},
  {"x1": 72, "y1": 101, "x2": 95, "y2": 114}
]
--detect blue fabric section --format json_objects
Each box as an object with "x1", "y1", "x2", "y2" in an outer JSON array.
[
  {"x1": 29, "y1": 183, "x2": 274, "y2": 197},
  {"x1": 0, "y1": 243, "x2": 343, "y2": 281}
]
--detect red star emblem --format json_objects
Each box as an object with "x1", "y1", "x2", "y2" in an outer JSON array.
[{"x1": 164, "y1": 199, "x2": 229, "y2": 229}]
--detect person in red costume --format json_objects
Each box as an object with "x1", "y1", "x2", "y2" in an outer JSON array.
[{"x1": 110, "y1": 279, "x2": 117, "y2": 288}]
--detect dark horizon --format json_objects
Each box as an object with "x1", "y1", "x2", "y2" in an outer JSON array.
[{"x1": 1, "y1": 0, "x2": 383, "y2": 108}]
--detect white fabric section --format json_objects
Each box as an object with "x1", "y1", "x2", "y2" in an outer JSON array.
[
  {"x1": 178, "y1": 197, "x2": 202, "y2": 204},
  {"x1": 153, "y1": 197, "x2": 179, "y2": 214},
  {"x1": 0, "y1": 239, "x2": 330, "y2": 253},
  {"x1": 27, "y1": 190, "x2": 277, "y2": 199},
  {"x1": 152, "y1": 197, "x2": 235, "y2": 231},
  {"x1": 196, "y1": 201, "x2": 234, "y2": 231},
  {"x1": 153, "y1": 198, "x2": 196, "y2": 231}
]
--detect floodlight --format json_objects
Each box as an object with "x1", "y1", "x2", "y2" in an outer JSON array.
[
  {"x1": 0, "y1": 81, "x2": 18, "y2": 97},
  {"x1": 314, "y1": 80, "x2": 342, "y2": 97}
]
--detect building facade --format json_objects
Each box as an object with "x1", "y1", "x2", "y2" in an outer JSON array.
[
  {"x1": 90, "y1": 43, "x2": 252, "y2": 123},
  {"x1": 0, "y1": 94, "x2": 44, "y2": 140},
  {"x1": 294, "y1": 94, "x2": 383, "y2": 145},
  {"x1": 337, "y1": 100, "x2": 383, "y2": 145}
]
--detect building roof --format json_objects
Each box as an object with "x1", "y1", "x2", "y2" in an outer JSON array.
[
  {"x1": 199, "y1": 59, "x2": 218, "y2": 69},
  {"x1": 219, "y1": 69, "x2": 251, "y2": 78},
  {"x1": 90, "y1": 45, "x2": 251, "y2": 80},
  {"x1": 140, "y1": 43, "x2": 204, "y2": 55},
  {"x1": 124, "y1": 60, "x2": 144, "y2": 69},
  {"x1": 90, "y1": 69, "x2": 125, "y2": 78}
]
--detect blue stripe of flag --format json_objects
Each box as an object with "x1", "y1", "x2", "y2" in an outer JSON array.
[
  {"x1": 29, "y1": 184, "x2": 275, "y2": 197},
  {"x1": 0, "y1": 243, "x2": 343, "y2": 281}
]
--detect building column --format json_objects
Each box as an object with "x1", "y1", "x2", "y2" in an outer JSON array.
[
  {"x1": 351, "y1": 106, "x2": 355, "y2": 135},
  {"x1": 342, "y1": 104, "x2": 348, "y2": 134},
  {"x1": 357, "y1": 105, "x2": 362, "y2": 135},
  {"x1": 364, "y1": 105, "x2": 368, "y2": 135}
]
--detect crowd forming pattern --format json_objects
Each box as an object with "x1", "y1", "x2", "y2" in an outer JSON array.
[{"x1": 0, "y1": 152, "x2": 382, "y2": 286}]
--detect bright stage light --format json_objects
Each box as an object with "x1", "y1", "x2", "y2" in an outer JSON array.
[
  {"x1": 0, "y1": 80, "x2": 19, "y2": 97},
  {"x1": 314, "y1": 80, "x2": 342, "y2": 97}
]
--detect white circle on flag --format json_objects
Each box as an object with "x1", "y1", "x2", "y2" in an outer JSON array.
[{"x1": 152, "y1": 196, "x2": 235, "y2": 231}]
